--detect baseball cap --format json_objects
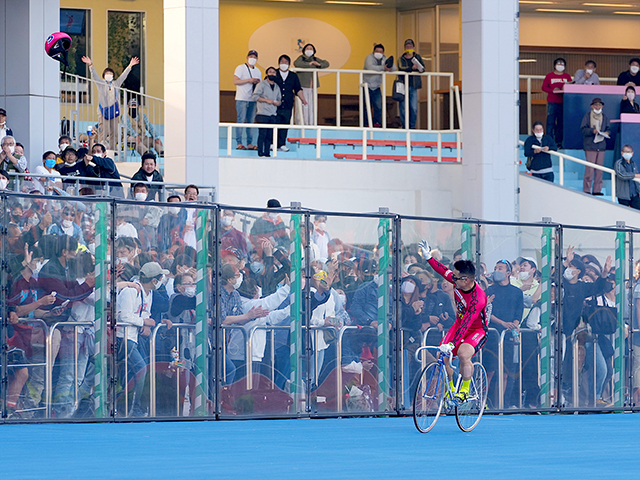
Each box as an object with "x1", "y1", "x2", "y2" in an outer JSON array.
[
  {"x1": 516, "y1": 256, "x2": 537, "y2": 270},
  {"x1": 248, "y1": 50, "x2": 258, "y2": 57},
  {"x1": 0, "y1": 108, "x2": 6, "y2": 116},
  {"x1": 140, "y1": 262, "x2": 169, "y2": 278}
]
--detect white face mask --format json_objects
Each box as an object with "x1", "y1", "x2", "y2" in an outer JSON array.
[
  {"x1": 555, "y1": 64, "x2": 565, "y2": 72},
  {"x1": 586, "y1": 69, "x2": 594, "y2": 75},
  {"x1": 168, "y1": 206, "x2": 181, "y2": 215},
  {"x1": 0, "y1": 178, "x2": 7, "y2": 190},
  {"x1": 7, "y1": 145, "x2": 15, "y2": 155},
  {"x1": 104, "y1": 74, "x2": 114, "y2": 82},
  {"x1": 593, "y1": 108, "x2": 602, "y2": 114},
  {"x1": 116, "y1": 256, "x2": 129, "y2": 266},
  {"x1": 317, "y1": 222, "x2": 327, "y2": 231},
  {"x1": 534, "y1": 132, "x2": 543, "y2": 139},
  {"x1": 32, "y1": 261, "x2": 44, "y2": 276},
  {"x1": 304, "y1": 49, "x2": 314, "y2": 58},
  {"x1": 623, "y1": 152, "x2": 633, "y2": 161},
  {"x1": 62, "y1": 219, "x2": 73, "y2": 229},
  {"x1": 135, "y1": 192, "x2": 147, "y2": 202},
  {"x1": 518, "y1": 270, "x2": 531, "y2": 281},
  {"x1": 221, "y1": 216, "x2": 233, "y2": 227},
  {"x1": 564, "y1": 268, "x2": 577, "y2": 281},
  {"x1": 631, "y1": 65, "x2": 640, "y2": 74},
  {"x1": 374, "y1": 52, "x2": 384, "y2": 60},
  {"x1": 628, "y1": 92, "x2": 636, "y2": 101},
  {"x1": 184, "y1": 286, "x2": 196, "y2": 297},
  {"x1": 59, "y1": 143, "x2": 69, "y2": 152},
  {"x1": 247, "y1": 57, "x2": 257, "y2": 66},
  {"x1": 401, "y1": 282, "x2": 416, "y2": 294},
  {"x1": 233, "y1": 273, "x2": 243, "y2": 290},
  {"x1": 279, "y1": 64, "x2": 289, "y2": 72}
]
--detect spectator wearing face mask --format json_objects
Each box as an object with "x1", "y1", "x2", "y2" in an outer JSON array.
[
  {"x1": 82, "y1": 143, "x2": 124, "y2": 197},
  {"x1": 0, "y1": 169, "x2": 8, "y2": 191},
  {"x1": 542, "y1": 58, "x2": 572, "y2": 149},
  {"x1": 274, "y1": 55, "x2": 307, "y2": 152},
  {"x1": 580, "y1": 98, "x2": 610, "y2": 196},
  {"x1": 620, "y1": 86, "x2": 639, "y2": 114},
  {"x1": 524, "y1": 121, "x2": 557, "y2": 183},
  {"x1": 233, "y1": 50, "x2": 261, "y2": 151},
  {"x1": 294, "y1": 44, "x2": 330, "y2": 126},
  {"x1": 157, "y1": 196, "x2": 185, "y2": 252},
  {"x1": 56, "y1": 147, "x2": 92, "y2": 189},
  {"x1": 82, "y1": 55, "x2": 139, "y2": 150},
  {"x1": 249, "y1": 199, "x2": 290, "y2": 251},
  {"x1": 131, "y1": 153, "x2": 164, "y2": 201},
  {"x1": 48, "y1": 206, "x2": 85, "y2": 245},
  {"x1": 252, "y1": 66, "x2": 282, "y2": 157},
  {"x1": 32, "y1": 151, "x2": 62, "y2": 194},
  {"x1": 125, "y1": 98, "x2": 163, "y2": 156},
  {"x1": 614, "y1": 145, "x2": 640, "y2": 209},
  {"x1": 0, "y1": 136, "x2": 28, "y2": 185},
  {"x1": 573, "y1": 60, "x2": 599, "y2": 86},
  {"x1": 220, "y1": 209, "x2": 251, "y2": 258},
  {"x1": 56, "y1": 135, "x2": 72, "y2": 165},
  {"x1": 363, "y1": 44, "x2": 396, "y2": 128},
  {"x1": 617, "y1": 57, "x2": 640, "y2": 87}
]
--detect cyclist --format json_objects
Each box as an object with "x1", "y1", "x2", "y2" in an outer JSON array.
[{"x1": 419, "y1": 240, "x2": 491, "y2": 401}]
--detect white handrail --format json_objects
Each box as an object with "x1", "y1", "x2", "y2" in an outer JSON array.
[
  {"x1": 519, "y1": 74, "x2": 618, "y2": 133},
  {"x1": 292, "y1": 67, "x2": 458, "y2": 130},
  {"x1": 517, "y1": 139, "x2": 640, "y2": 203},
  {"x1": 222, "y1": 122, "x2": 461, "y2": 163}
]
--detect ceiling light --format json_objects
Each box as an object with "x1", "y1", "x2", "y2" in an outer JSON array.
[
  {"x1": 613, "y1": 10, "x2": 640, "y2": 13},
  {"x1": 325, "y1": 1, "x2": 383, "y2": 5},
  {"x1": 519, "y1": 1, "x2": 556, "y2": 4},
  {"x1": 583, "y1": 3, "x2": 634, "y2": 7},
  {"x1": 519, "y1": 59, "x2": 538, "y2": 63},
  {"x1": 535, "y1": 8, "x2": 591, "y2": 12}
]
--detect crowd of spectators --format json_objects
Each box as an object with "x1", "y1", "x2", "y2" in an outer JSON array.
[{"x1": 232, "y1": 39, "x2": 427, "y2": 153}]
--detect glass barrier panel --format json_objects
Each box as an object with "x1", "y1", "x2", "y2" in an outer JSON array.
[
  {"x1": 217, "y1": 207, "x2": 299, "y2": 417},
  {"x1": 112, "y1": 200, "x2": 213, "y2": 419},
  {"x1": 560, "y1": 227, "x2": 624, "y2": 410},
  {"x1": 2, "y1": 194, "x2": 111, "y2": 420},
  {"x1": 399, "y1": 219, "x2": 477, "y2": 413},
  {"x1": 480, "y1": 223, "x2": 557, "y2": 412},
  {"x1": 305, "y1": 213, "x2": 394, "y2": 416}
]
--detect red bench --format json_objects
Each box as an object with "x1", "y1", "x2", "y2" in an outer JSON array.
[
  {"x1": 287, "y1": 138, "x2": 460, "y2": 149},
  {"x1": 333, "y1": 153, "x2": 460, "y2": 162}
]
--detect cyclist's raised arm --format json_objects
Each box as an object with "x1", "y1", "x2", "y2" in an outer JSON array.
[{"x1": 427, "y1": 257, "x2": 454, "y2": 285}]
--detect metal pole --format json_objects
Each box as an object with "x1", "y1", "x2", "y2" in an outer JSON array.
[
  {"x1": 527, "y1": 77, "x2": 532, "y2": 134},
  {"x1": 499, "y1": 330, "x2": 505, "y2": 410},
  {"x1": 427, "y1": 75, "x2": 432, "y2": 131},
  {"x1": 362, "y1": 129, "x2": 368, "y2": 161},
  {"x1": 382, "y1": 73, "x2": 387, "y2": 129},
  {"x1": 448, "y1": 75, "x2": 453, "y2": 131},
  {"x1": 314, "y1": 71, "x2": 318, "y2": 126},
  {"x1": 336, "y1": 72, "x2": 341, "y2": 128},
  {"x1": 359, "y1": 72, "x2": 363, "y2": 128},
  {"x1": 404, "y1": 74, "x2": 409, "y2": 130}
]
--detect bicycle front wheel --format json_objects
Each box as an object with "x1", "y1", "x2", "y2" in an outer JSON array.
[
  {"x1": 455, "y1": 362, "x2": 488, "y2": 432},
  {"x1": 413, "y1": 361, "x2": 446, "y2": 433}
]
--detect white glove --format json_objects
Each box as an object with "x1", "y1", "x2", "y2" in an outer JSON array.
[
  {"x1": 439, "y1": 342, "x2": 454, "y2": 355},
  {"x1": 418, "y1": 239, "x2": 432, "y2": 260}
]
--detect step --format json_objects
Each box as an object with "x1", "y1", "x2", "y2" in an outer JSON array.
[
  {"x1": 288, "y1": 137, "x2": 459, "y2": 149},
  {"x1": 333, "y1": 153, "x2": 459, "y2": 162}
]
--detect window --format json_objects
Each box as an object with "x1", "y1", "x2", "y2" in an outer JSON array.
[
  {"x1": 60, "y1": 9, "x2": 90, "y2": 77},
  {"x1": 108, "y1": 11, "x2": 146, "y2": 94}
]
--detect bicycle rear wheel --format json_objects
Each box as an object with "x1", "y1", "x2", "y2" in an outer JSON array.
[
  {"x1": 455, "y1": 362, "x2": 487, "y2": 432},
  {"x1": 413, "y1": 361, "x2": 446, "y2": 433}
]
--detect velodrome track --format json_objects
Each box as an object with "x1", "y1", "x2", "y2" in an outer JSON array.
[{"x1": 2, "y1": 413, "x2": 638, "y2": 479}]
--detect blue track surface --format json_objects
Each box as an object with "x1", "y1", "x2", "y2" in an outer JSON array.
[{"x1": 1, "y1": 413, "x2": 638, "y2": 479}]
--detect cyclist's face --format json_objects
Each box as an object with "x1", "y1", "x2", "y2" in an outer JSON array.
[{"x1": 452, "y1": 269, "x2": 473, "y2": 289}]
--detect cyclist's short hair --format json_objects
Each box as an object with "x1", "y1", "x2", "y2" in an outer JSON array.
[{"x1": 453, "y1": 260, "x2": 476, "y2": 276}]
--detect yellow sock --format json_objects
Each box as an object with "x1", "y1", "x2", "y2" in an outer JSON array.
[
  {"x1": 460, "y1": 379, "x2": 470, "y2": 394},
  {"x1": 449, "y1": 380, "x2": 456, "y2": 393}
]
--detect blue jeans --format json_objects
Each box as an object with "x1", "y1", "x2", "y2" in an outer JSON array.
[
  {"x1": 235, "y1": 100, "x2": 257, "y2": 146},
  {"x1": 546, "y1": 102, "x2": 563, "y2": 145},
  {"x1": 365, "y1": 87, "x2": 383, "y2": 126},
  {"x1": 532, "y1": 172, "x2": 554, "y2": 183},
  {"x1": 399, "y1": 86, "x2": 418, "y2": 129},
  {"x1": 116, "y1": 338, "x2": 147, "y2": 415}
]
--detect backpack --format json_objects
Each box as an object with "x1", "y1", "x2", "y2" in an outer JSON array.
[{"x1": 582, "y1": 297, "x2": 617, "y2": 335}]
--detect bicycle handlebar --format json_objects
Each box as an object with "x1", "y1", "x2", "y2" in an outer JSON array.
[{"x1": 414, "y1": 345, "x2": 453, "y2": 364}]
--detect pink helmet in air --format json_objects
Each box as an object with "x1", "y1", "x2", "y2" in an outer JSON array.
[{"x1": 45, "y1": 32, "x2": 72, "y2": 67}]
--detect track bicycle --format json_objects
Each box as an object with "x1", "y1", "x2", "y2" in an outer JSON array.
[{"x1": 413, "y1": 345, "x2": 487, "y2": 433}]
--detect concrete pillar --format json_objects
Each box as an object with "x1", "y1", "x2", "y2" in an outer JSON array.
[
  {"x1": 0, "y1": 0, "x2": 60, "y2": 171},
  {"x1": 164, "y1": 0, "x2": 219, "y2": 195},
  {"x1": 461, "y1": 0, "x2": 519, "y2": 222}
]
